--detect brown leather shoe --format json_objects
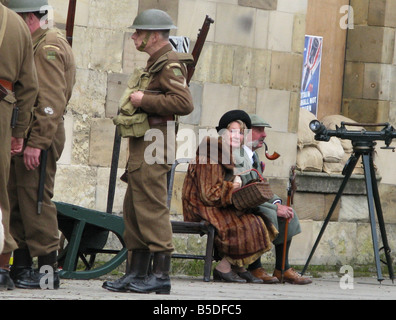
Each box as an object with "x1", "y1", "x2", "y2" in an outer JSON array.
[
  {"x1": 273, "y1": 268, "x2": 312, "y2": 285},
  {"x1": 250, "y1": 267, "x2": 279, "y2": 284}
]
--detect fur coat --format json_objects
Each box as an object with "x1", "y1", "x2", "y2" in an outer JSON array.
[{"x1": 182, "y1": 136, "x2": 278, "y2": 266}]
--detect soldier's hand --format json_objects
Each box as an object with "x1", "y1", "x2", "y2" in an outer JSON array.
[
  {"x1": 11, "y1": 137, "x2": 24, "y2": 155},
  {"x1": 275, "y1": 203, "x2": 294, "y2": 220},
  {"x1": 24, "y1": 146, "x2": 41, "y2": 171},
  {"x1": 130, "y1": 91, "x2": 144, "y2": 107}
]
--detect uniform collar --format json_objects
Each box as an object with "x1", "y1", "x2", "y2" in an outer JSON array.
[
  {"x1": 32, "y1": 27, "x2": 47, "y2": 46},
  {"x1": 146, "y1": 43, "x2": 172, "y2": 70}
]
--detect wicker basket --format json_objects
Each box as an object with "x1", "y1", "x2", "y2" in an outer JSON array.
[{"x1": 232, "y1": 169, "x2": 274, "y2": 211}]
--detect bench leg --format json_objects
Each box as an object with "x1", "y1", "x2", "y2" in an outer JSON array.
[{"x1": 203, "y1": 226, "x2": 215, "y2": 282}]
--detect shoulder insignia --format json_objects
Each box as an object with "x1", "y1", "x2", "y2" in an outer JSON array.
[
  {"x1": 166, "y1": 63, "x2": 183, "y2": 77},
  {"x1": 173, "y1": 68, "x2": 183, "y2": 77},
  {"x1": 44, "y1": 106, "x2": 54, "y2": 115},
  {"x1": 170, "y1": 78, "x2": 187, "y2": 88},
  {"x1": 167, "y1": 62, "x2": 182, "y2": 69},
  {"x1": 43, "y1": 45, "x2": 60, "y2": 51},
  {"x1": 46, "y1": 51, "x2": 57, "y2": 60}
]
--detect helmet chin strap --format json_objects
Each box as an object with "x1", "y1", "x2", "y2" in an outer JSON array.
[{"x1": 137, "y1": 31, "x2": 152, "y2": 52}]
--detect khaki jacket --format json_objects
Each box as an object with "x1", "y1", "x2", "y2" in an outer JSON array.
[
  {"x1": 27, "y1": 27, "x2": 76, "y2": 150},
  {"x1": 0, "y1": 4, "x2": 38, "y2": 138},
  {"x1": 140, "y1": 44, "x2": 194, "y2": 117}
]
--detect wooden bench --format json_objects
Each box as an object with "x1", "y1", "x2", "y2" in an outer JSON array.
[{"x1": 167, "y1": 158, "x2": 216, "y2": 282}]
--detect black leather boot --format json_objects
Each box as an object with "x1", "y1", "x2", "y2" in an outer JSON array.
[
  {"x1": 102, "y1": 250, "x2": 151, "y2": 292},
  {"x1": 0, "y1": 253, "x2": 15, "y2": 291},
  {"x1": 10, "y1": 248, "x2": 33, "y2": 287},
  {"x1": 14, "y1": 251, "x2": 60, "y2": 289},
  {"x1": 126, "y1": 252, "x2": 171, "y2": 294}
]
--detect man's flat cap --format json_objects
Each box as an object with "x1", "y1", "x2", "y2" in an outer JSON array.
[{"x1": 249, "y1": 114, "x2": 271, "y2": 128}]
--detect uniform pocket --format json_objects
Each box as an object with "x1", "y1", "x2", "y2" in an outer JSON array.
[
  {"x1": 113, "y1": 113, "x2": 150, "y2": 138},
  {"x1": 127, "y1": 160, "x2": 142, "y2": 174}
]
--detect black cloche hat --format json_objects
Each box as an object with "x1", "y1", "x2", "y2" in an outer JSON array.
[{"x1": 216, "y1": 109, "x2": 252, "y2": 132}]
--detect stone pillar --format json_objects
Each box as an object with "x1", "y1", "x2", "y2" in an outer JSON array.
[{"x1": 342, "y1": 0, "x2": 396, "y2": 124}]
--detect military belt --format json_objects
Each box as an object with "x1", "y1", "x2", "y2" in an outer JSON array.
[
  {"x1": 148, "y1": 115, "x2": 174, "y2": 126},
  {"x1": 0, "y1": 79, "x2": 13, "y2": 91}
]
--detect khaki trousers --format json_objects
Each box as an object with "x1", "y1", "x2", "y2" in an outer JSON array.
[
  {"x1": 0, "y1": 100, "x2": 13, "y2": 254},
  {"x1": 6, "y1": 122, "x2": 65, "y2": 257},
  {"x1": 123, "y1": 124, "x2": 174, "y2": 253}
]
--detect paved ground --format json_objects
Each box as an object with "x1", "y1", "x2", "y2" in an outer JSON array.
[{"x1": 1, "y1": 274, "x2": 395, "y2": 301}]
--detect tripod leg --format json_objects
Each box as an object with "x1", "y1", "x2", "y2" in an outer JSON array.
[
  {"x1": 301, "y1": 154, "x2": 359, "y2": 276},
  {"x1": 362, "y1": 153, "x2": 384, "y2": 282},
  {"x1": 368, "y1": 153, "x2": 394, "y2": 282}
]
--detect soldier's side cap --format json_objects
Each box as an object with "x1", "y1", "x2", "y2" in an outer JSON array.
[
  {"x1": 249, "y1": 114, "x2": 271, "y2": 128},
  {"x1": 129, "y1": 9, "x2": 177, "y2": 30},
  {"x1": 216, "y1": 109, "x2": 252, "y2": 132}
]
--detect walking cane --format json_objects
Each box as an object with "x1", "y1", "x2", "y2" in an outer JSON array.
[{"x1": 281, "y1": 166, "x2": 296, "y2": 283}]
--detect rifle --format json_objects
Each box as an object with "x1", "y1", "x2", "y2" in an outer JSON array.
[
  {"x1": 186, "y1": 15, "x2": 214, "y2": 84},
  {"x1": 281, "y1": 165, "x2": 296, "y2": 283},
  {"x1": 66, "y1": 0, "x2": 77, "y2": 46}
]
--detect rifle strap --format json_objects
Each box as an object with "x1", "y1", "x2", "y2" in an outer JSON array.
[{"x1": 0, "y1": 5, "x2": 8, "y2": 50}]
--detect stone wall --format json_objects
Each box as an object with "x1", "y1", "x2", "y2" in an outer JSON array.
[{"x1": 46, "y1": 0, "x2": 396, "y2": 272}]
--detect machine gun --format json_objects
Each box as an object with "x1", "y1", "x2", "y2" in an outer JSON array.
[
  {"x1": 309, "y1": 120, "x2": 396, "y2": 151},
  {"x1": 302, "y1": 120, "x2": 396, "y2": 283}
]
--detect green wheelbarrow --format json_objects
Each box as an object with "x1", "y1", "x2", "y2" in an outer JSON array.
[
  {"x1": 55, "y1": 129, "x2": 127, "y2": 279},
  {"x1": 56, "y1": 201, "x2": 127, "y2": 280}
]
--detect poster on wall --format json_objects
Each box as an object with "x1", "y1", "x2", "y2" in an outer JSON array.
[
  {"x1": 300, "y1": 35, "x2": 323, "y2": 117},
  {"x1": 169, "y1": 36, "x2": 190, "y2": 53}
]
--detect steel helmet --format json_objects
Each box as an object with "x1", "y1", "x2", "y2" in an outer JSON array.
[
  {"x1": 8, "y1": 0, "x2": 48, "y2": 13},
  {"x1": 130, "y1": 9, "x2": 177, "y2": 30}
]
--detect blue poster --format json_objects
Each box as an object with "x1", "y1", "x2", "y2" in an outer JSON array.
[{"x1": 300, "y1": 35, "x2": 323, "y2": 117}]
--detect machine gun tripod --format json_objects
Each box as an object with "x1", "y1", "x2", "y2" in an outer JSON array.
[{"x1": 301, "y1": 120, "x2": 396, "y2": 283}]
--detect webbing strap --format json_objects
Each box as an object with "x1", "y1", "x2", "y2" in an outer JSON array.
[{"x1": 0, "y1": 5, "x2": 8, "y2": 50}]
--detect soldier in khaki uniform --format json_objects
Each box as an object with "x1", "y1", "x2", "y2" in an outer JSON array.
[
  {"x1": 0, "y1": 1, "x2": 38, "y2": 291},
  {"x1": 6, "y1": 0, "x2": 76, "y2": 289},
  {"x1": 103, "y1": 9, "x2": 194, "y2": 294}
]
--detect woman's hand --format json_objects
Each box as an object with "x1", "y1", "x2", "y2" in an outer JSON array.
[{"x1": 233, "y1": 176, "x2": 242, "y2": 190}]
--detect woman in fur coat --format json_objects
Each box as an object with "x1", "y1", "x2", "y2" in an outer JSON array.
[{"x1": 182, "y1": 110, "x2": 278, "y2": 283}]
